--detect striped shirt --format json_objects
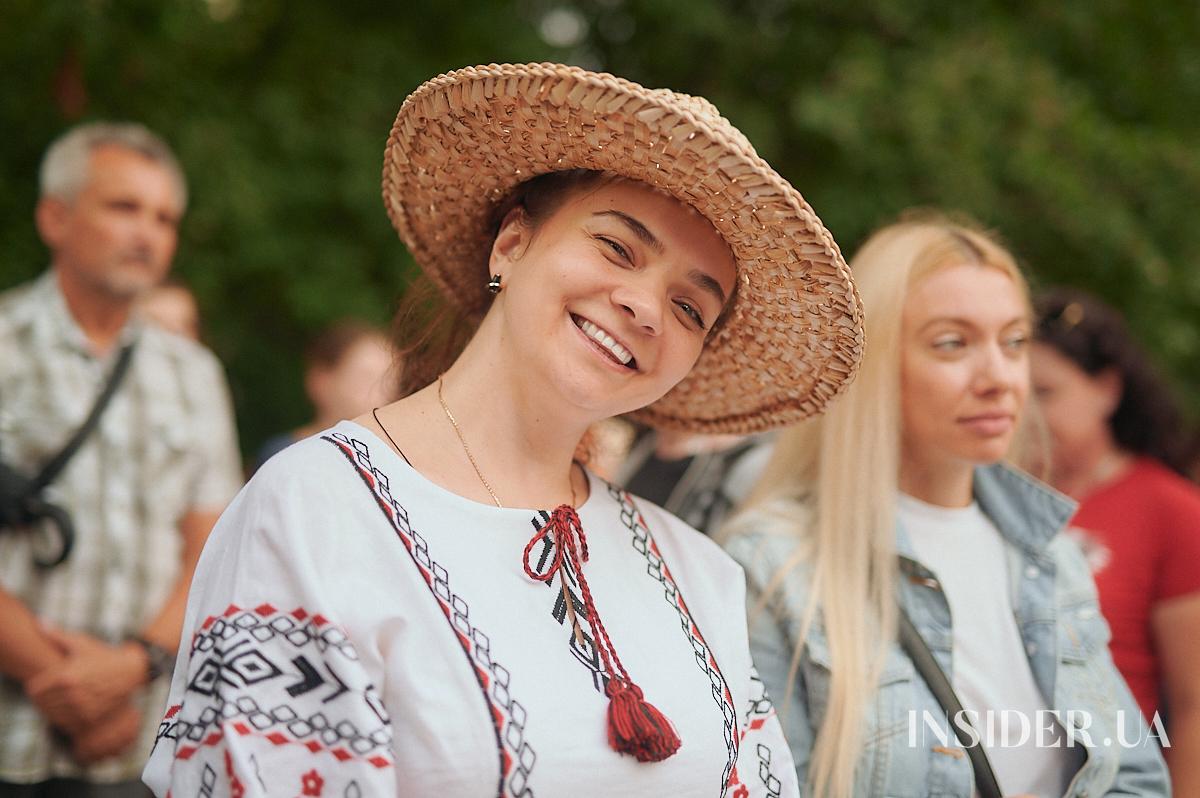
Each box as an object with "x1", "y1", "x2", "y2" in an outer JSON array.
[{"x1": 0, "y1": 271, "x2": 242, "y2": 783}]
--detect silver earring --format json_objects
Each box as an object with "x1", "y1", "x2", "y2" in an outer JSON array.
[{"x1": 487, "y1": 274, "x2": 503, "y2": 295}]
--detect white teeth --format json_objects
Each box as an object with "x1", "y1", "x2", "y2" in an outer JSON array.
[{"x1": 579, "y1": 318, "x2": 633, "y2": 366}]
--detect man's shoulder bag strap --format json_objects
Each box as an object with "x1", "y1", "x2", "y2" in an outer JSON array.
[
  {"x1": 1, "y1": 341, "x2": 137, "y2": 567},
  {"x1": 30, "y1": 341, "x2": 137, "y2": 493}
]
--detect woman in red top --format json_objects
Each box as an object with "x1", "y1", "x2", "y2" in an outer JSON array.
[{"x1": 1031, "y1": 287, "x2": 1200, "y2": 796}]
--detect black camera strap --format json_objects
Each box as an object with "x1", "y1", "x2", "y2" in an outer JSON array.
[
  {"x1": 898, "y1": 607, "x2": 1004, "y2": 798},
  {"x1": 30, "y1": 341, "x2": 137, "y2": 493},
  {"x1": 0, "y1": 341, "x2": 136, "y2": 568}
]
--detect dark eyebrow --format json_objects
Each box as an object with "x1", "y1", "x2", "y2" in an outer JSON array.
[
  {"x1": 689, "y1": 269, "x2": 727, "y2": 306},
  {"x1": 595, "y1": 210, "x2": 728, "y2": 306},
  {"x1": 593, "y1": 210, "x2": 664, "y2": 254}
]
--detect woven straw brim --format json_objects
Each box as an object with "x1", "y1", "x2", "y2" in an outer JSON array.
[{"x1": 383, "y1": 63, "x2": 863, "y2": 434}]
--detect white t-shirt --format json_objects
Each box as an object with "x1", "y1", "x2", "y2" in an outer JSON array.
[
  {"x1": 143, "y1": 421, "x2": 797, "y2": 797},
  {"x1": 898, "y1": 492, "x2": 1077, "y2": 798}
]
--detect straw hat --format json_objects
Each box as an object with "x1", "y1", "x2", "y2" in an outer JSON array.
[{"x1": 382, "y1": 62, "x2": 863, "y2": 434}]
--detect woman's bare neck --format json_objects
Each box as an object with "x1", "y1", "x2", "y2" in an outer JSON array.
[{"x1": 358, "y1": 351, "x2": 591, "y2": 510}]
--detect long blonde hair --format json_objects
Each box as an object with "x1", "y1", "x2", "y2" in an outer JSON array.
[{"x1": 736, "y1": 213, "x2": 1029, "y2": 797}]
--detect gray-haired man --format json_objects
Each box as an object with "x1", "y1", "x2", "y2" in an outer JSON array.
[{"x1": 0, "y1": 123, "x2": 242, "y2": 797}]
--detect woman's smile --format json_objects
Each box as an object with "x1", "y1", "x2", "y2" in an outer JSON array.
[
  {"x1": 572, "y1": 313, "x2": 638, "y2": 370},
  {"x1": 489, "y1": 179, "x2": 735, "y2": 418}
]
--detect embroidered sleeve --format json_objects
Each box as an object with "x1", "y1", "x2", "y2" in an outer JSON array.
[
  {"x1": 152, "y1": 605, "x2": 393, "y2": 798},
  {"x1": 142, "y1": 459, "x2": 396, "y2": 797},
  {"x1": 726, "y1": 666, "x2": 800, "y2": 798}
]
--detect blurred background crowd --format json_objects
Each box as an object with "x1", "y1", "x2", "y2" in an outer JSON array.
[
  {"x1": 0, "y1": 1, "x2": 1197, "y2": 796},
  {"x1": 1, "y1": 0, "x2": 1197, "y2": 458}
]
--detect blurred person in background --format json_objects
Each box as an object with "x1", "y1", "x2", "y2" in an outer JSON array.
[
  {"x1": 136, "y1": 277, "x2": 201, "y2": 342},
  {"x1": 0, "y1": 122, "x2": 242, "y2": 797},
  {"x1": 615, "y1": 427, "x2": 775, "y2": 537},
  {"x1": 724, "y1": 215, "x2": 1168, "y2": 797},
  {"x1": 576, "y1": 417, "x2": 638, "y2": 482},
  {"x1": 253, "y1": 319, "x2": 395, "y2": 469},
  {"x1": 1033, "y1": 287, "x2": 1200, "y2": 796}
]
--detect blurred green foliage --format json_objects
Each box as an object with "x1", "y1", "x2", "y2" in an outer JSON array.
[{"x1": 1, "y1": 0, "x2": 1197, "y2": 457}]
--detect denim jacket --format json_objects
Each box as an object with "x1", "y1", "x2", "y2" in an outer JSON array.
[{"x1": 724, "y1": 464, "x2": 1169, "y2": 797}]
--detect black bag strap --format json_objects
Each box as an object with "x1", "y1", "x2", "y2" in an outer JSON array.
[
  {"x1": 30, "y1": 341, "x2": 136, "y2": 493},
  {"x1": 897, "y1": 607, "x2": 1004, "y2": 798}
]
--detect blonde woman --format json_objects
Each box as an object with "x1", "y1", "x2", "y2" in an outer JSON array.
[
  {"x1": 723, "y1": 216, "x2": 1169, "y2": 797},
  {"x1": 142, "y1": 64, "x2": 865, "y2": 797}
]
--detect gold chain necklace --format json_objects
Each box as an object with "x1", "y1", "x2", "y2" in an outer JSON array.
[
  {"x1": 437, "y1": 375, "x2": 586, "y2": 642},
  {"x1": 437, "y1": 375, "x2": 503, "y2": 508},
  {"x1": 436, "y1": 375, "x2": 578, "y2": 510}
]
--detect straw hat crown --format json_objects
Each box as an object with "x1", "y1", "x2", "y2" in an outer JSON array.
[{"x1": 383, "y1": 62, "x2": 863, "y2": 433}]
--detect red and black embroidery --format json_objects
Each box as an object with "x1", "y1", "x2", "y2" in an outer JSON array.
[
  {"x1": 727, "y1": 668, "x2": 785, "y2": 798},
  {"x1": 325, "y1": 432, "x2": 537, "y2": 798},
  {"x1": 526, "y1": 510, "x2": 609, "y2": 694},
  {"x1": 153, "y1": 602, "x2": 392, "y2": 771},
  {"x1": 613, "y1": 485, "x2": 741, "y2": 794},
  {"x1": 185, "y1": 759, "x2": 361, "y2": 798},
  {"x1": 522, "y1": 504, "x2": 681, "y2": 762}
]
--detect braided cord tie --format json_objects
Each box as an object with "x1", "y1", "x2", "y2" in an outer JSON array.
[{"x1": 522, "y1": 504, "x2": 681, "y2": 762}]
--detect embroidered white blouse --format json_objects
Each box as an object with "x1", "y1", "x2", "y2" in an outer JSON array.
[{"x1": 144, "y1": 422, "x2": 797, "y2": 797}]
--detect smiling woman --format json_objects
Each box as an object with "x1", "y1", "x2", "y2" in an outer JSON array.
[
  {"x1": 477, "y1": 178, "x2": 736, "y2": 425},
  {"x1": 143, "y1": 63, "x2": 862, "y2": 797}
]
